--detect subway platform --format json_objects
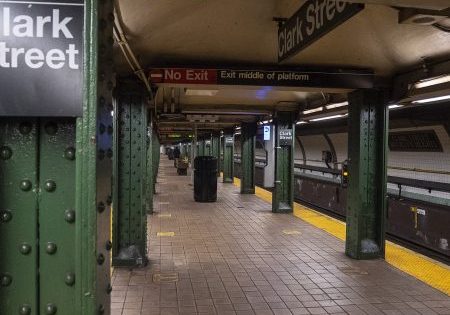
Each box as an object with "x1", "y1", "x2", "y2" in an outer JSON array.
[{"x1": 112, "y1": 157, "x2": 450, "y2": 315}]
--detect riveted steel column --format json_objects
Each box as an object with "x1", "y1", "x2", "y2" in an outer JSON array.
[
  {"x1": 112, "y1": 82, "x2": 148, "y2": 267},
  {"x1": 0, "y1": 119, "x2": 39, "y2": 315},
  {"x1": 152, "y1": 131, "x2": 160, "y2": 189},
  {"x1": 222, "y1": 132, "x2": 234, "y2": 183},
  {"x1": 272, "y1": 113, "x2": 295, "y2": 213},
  {"x1": 76, "y1": 0, "x2": 114, "y2": 313},
  {"x1": 346, "y1": 89, "x2": 388, "y2": 260},
  {"x1": 205, "y1": 136, "x2": 212, "y2": 156},
  {"x1": 211, "y1": 133, "x2": 220, "y2": 177},
  {"x1": 39, "y1": 119, "x2": 77, "y2": 315},
  {"x1": 146, "y1": 116, "x2": 154, "y2": 214},
  {"x1": 198, "y1": 138, "x2": 205, "y2": 156},
  {"x1": 240, "y1": 122, "x2": 257, "y2": 194}
]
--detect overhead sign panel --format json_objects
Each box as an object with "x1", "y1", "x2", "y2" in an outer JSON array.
[
  {"x1": 278, "y1": 1, "x2": 364, "y2": 62},
  {"x1": 0, "y1": 0, "x2": 84, "y2": 116},
  {"x1": 149, "y1": 67, "x2": 373, "y2": 89}
]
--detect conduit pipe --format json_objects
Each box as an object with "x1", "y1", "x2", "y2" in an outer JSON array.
[{"x1": 113, "y1": 6, "x2": 151, "y2": 93}]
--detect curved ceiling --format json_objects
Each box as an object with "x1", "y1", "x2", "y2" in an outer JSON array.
[{"x1": 115, "y1": 0, "x2": 450, "y2": 77}]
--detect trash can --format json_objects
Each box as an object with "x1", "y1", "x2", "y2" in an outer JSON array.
[{"x1": 194, "y1": 156, "x2": 217, "y2": 202}]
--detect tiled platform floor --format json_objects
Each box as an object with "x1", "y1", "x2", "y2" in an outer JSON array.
[{"x1": 112, "y1": 157, "x2": 450, "y2": 315}]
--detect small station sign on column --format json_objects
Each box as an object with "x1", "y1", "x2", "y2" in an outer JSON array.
[{"x1": 0, "y1": 0, "x2": 84, "y2": 116}]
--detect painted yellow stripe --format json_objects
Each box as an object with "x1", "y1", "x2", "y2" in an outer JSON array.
[
  {"x1": 157, "y1": 232, "x2": 175, "y2": 237},
  {"x1": 232, "y1": 177, "x2": 450, "y2": 296}
]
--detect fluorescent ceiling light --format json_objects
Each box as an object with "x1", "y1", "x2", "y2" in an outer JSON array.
[
  {"x1": 414, "y1": 75, "x2": 450, "y2": 89},
  {"x1": 235, "y1": 132, "x2": 241, "y2": 135},
  {"x1": 302, "y1": 107, "x2": 323, "y2": 115},
  {"x1": 261, "y1": 120, "x2": 270, "y2": 124},
  {"x1": 296, "y1": 121, "x2": 308, "y2": 125},
  {"x1": 235, "y1": 126, "x2": 241, "y2": 130},
  {"x1": 185, "y1": 89, "x2": 218, "y2": 96},
  {"x1": 310, "y1": 114, "x2": 346, "y2": 122},
  {"x1": 325, "y1": 101, "x2": 348, "y2": 110},
  {"x1": 388, "y1": 104, "x2": 404, "y2": 109},
  {"x1": 413, "y1": 95, "x2": 450, "y2": 104}
]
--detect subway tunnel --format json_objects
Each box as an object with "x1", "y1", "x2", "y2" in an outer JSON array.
[{"x1": 0, "y1": 0, "x2": 450, "y2": 314}]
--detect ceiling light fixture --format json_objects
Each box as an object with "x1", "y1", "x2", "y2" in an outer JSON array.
[
  {"x1": 412, "y1": 95, "x2": 450, "y2": 104},
  {"x1": 302, "y1": 107, "x2": 323, "y2": 115},
  {"x1": 325, "y1": 101, "x2": 348, "y2": 110},
  {"x1": 296, "y1": 121, "x2": 308, "y2": 125},
  {"x1": 185, "y1": 89, "x2": 219, "y2": 96},
  {"x1": 388, "y1": 104, "x2": 404, "y2": 109},
  {"x1": 310, "y1": 114, "x2": 346, "y2": 122},
  {"x1": 414, "y1": 74, "x2": 450, "y2": 89}
]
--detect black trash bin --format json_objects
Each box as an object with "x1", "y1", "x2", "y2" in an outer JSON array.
[{"x1": 194, "y1": 156, "x2": 218, "y2": 202}]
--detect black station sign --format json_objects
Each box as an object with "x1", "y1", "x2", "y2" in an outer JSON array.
[
  {"x1": 0, "y1": 0, "x2": 84, "y2": 116},
  {"x1": 149, "y1": 67, "x2": 373, "y2": 90},
  {"x1": 278, "y1": 0, "x2": 364, "y2": 62},
  {"x1": 278, "y1": 128, "x2": 293, "y2": 146}
]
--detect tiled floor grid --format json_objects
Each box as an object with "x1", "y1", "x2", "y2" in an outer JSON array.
[{"x1": 112, "y1": 157, "x2": 450, "y2": 315}]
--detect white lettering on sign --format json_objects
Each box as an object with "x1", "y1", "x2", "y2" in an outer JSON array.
[
  {"x1": 165, "y1": 69, "x2": 182, "y2": 80},
  {"x1": 306, "y1": 1, "x2": 347, "y2": 36},
  {"x1": 0, "y1": 7, "x2": 79, "y2": 70},
  {"x1": 1, "y1": 8, "x2": 73, "y2": 38},
  {"x1": 278, "y1": 0, "x2": 363, "y2": 62}
]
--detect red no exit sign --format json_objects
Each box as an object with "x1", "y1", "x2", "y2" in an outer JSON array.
[{"x1": 149, "y1": 68, "x2": 217, "y2": 84}]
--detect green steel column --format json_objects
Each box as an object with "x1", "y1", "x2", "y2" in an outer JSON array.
[
  {"x1": 345, "y1": 89, "x2": 388, "y2": 260},
  {"x1": 146, "y1": 116, "x2": 154, "y2": 214},
  {"x1": 77, "y1": 0, "x2": 114, "y2": 313},
  {"x1": 198, "y1": 139, "x2": 205, "y2": 156},
  {"x1": 205, "y1": 137, "x2": 212, "y2": 156},
  {"x1": 152, "y1": 132, "x2": 160, "y2": 188},
  {"x1": 112, "y1": 82, "x2": 148, "y2": 266},
  {"x1": 240, "y1": 122, "x2": 257, "y2": 194},
  {"x1": 39, "y1": 119, "x2": 77, "y2": 315},
  {"x1": 0, "y1": 119, "x2": 39, "y2": 315},
  {"x1": 222, "y1": 132, "x2": 234, "y2": 183},
  {"x1": 211, "y1": 133, "x2": 220, "y2": 177},
  {"x1": 272, "y1": 113, "x2": 295, "y2": 213}
]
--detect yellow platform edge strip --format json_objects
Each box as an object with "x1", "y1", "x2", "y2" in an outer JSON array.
[{"x1": 232, "y1": 177, "x2": 450, "y2": 296}]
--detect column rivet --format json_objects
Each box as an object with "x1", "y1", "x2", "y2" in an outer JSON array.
[
  {"x1": 0, "y1": 146, "x2": 12, "y2": 160},
  {"x1": 64, "y1": 210, "x2": 75, "y2": 223},
  {"x1": 19, "y1": 243, "x2": 31, "y2": 255},
  {"x1": 46, "y1": 242, "x2": 57, "y2": 255},
  {"x1": 20, "y1": 180, "x2": 32, "y2": 191},
  {"x1": 45, "y1": 303, "x2": 57, "y2": 315}
]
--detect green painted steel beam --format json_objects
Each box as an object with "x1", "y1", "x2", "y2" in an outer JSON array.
[
  {"x1": 222, "y1": 132, "x2": 234, "y2": 183},
  {"x1": 240, "y1": 122, "x2": 257, "y2": 194},
  {"x1": 112, "y1": 82, "x2": 148, "y2": 267},
  {"x1": 146, "y1": 117, "x2": 154, "y2": 214},
  {"x1": 211, "y1": 133, "x2": 220, "y2": 177},
  {"x1": 272, "y1": 112, "x2": 295, "y2": 213},
  {"x1": 0, "y1": 119, "x2": 39, "y2": 315},
  {"x1": 39, "y1": 119, "x2": 77, "y2": 315},
  {"x1": 345, "y1": 89, "x2": 388, "y2": 260}
]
